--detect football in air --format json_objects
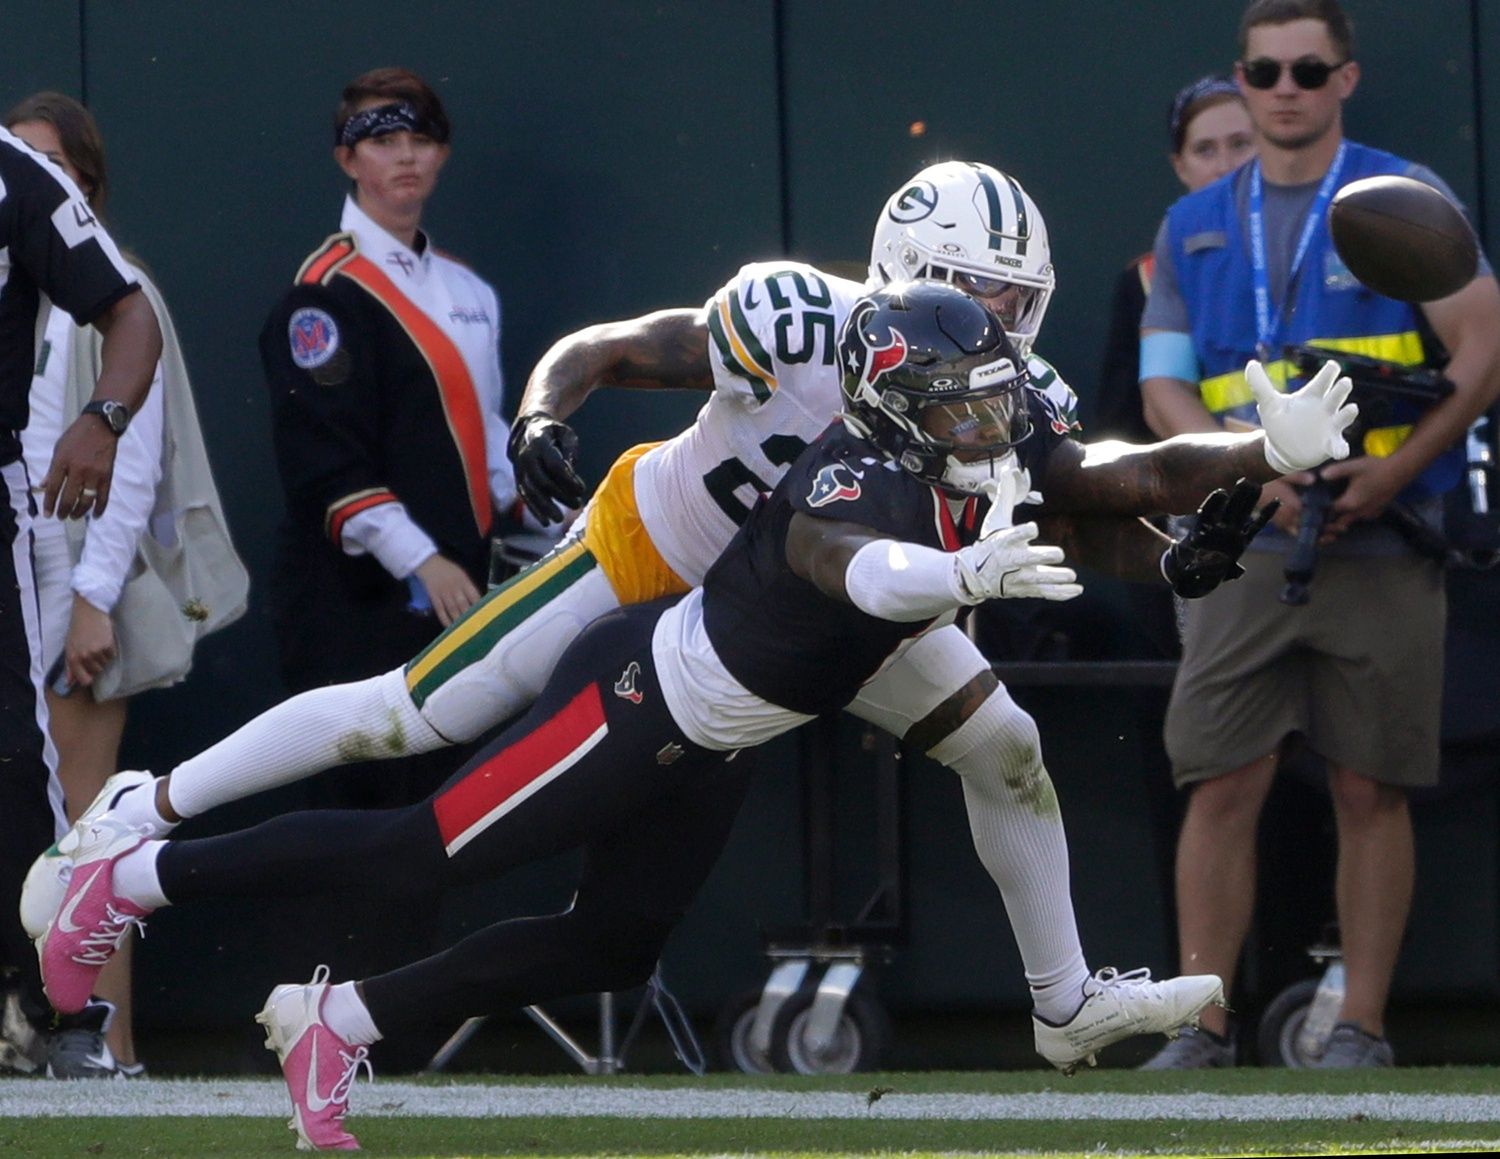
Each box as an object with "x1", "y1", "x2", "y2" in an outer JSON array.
[{"x1": 1328, "y1": 175, "x2": 1478, "y2": 302}]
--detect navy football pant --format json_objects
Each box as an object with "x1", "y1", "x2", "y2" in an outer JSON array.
[{"x1": 157, "y1": 599, "x2": 753, "y2": 1032}]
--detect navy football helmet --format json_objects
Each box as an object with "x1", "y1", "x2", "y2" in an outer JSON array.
[{"x1": 838, "y1": 281, "x2": 1032, "y2": 495}]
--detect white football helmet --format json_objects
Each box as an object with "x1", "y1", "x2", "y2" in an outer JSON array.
[{"x1": 869, "y1": 161, "x2": 1055, "y2": 352}]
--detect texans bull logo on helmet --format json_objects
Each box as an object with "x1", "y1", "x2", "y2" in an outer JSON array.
[{"x1": 846, "y1": 307, "x2": 910, "y2": 393}]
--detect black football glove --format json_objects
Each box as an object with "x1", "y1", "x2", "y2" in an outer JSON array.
[
  {"x1": 507, "y1": 412, "x2": 585, "y2": 525},
  {"x1": 1161, "y1": 478, "x2": 1280, "y2": 599}
]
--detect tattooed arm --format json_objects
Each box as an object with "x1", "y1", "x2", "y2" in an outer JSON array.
[
  {"x1": 508, "y1": 309, "x2": 715, "y2": 520},
  {"x1": 1038, "y1": 432, "x2": 1276, "y2": 516},
  {"x1": 515, "y1": 308, "x2": 715, "y2": 422}
]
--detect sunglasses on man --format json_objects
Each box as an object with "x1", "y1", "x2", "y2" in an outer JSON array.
[{"x1": 1240, "y1": 56, "x2": 1349, "y2": 90}]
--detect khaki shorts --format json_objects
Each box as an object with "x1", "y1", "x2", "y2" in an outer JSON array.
[{"x1": 1165, "y1": 550, "x2": 1445, "y2": 789}]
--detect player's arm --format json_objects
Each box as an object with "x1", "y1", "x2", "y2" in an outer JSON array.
[
  {"x1": 1035, "y1": 513, "x2": 1172, "y2": 583},
  {"x1": 1040, "y1": 483, "x2": 1276, "y2": 598},
  {"x1": 1320, "y1": 273, "x2": 1500, "y2": 532},
  {"x1": 1043, "y1": 356, "x2": 1357, "y2": 518},
  {"x1": 1038, "y1": 431, "x2": 1269, "y2": 515},
  {"x1": 786, "y1": 511, "x2": 1079, "y2": 619},
  {"x1": 508, "y1": 309, "x2": 710, "y2": 521},
  {"x1": 519, "y1": 308, "x2": 713, "y2": 420}
]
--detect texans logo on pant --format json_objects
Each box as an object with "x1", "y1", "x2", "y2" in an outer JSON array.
[{"x1": 614, "y1": 661, "x2": 644, "y2": 704}]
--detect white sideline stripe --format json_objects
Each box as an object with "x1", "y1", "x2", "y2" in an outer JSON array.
[{"x1": 4, "y1": 1081, "x2": 1500, "y2": 1122}]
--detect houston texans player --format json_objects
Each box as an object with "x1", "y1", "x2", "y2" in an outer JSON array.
[{"x1": 40, "y1": 285, "x2": 1263, "y2": 1150}]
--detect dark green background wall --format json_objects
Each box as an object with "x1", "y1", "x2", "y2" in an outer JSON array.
[{"x1": 4, "y1": 1, "x2": 1496, "y2": 1055}]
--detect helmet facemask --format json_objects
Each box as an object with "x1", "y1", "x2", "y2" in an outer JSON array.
[
  {"x1": 839, "y1": 281, "x2": 1034, "y2": 496},
  {"x1": 912, "y1": 382, "x2": 1033, "y2": 495}
]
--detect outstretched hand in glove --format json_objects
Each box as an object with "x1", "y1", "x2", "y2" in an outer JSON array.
[
  {"x1": 1161, "y1": 478, "x2": 1280, "y2": 599},
  {"x1": 508, "y1": 412, "x2": 586, "y2": 525},
  {"x1": 1249, "y1": 358, "x2": 1359, "y2": 475}
]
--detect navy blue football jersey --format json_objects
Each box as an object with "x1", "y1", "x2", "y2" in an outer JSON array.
[{"x1": 702, "y1": 402, "x2": 1067, "y2": 715}]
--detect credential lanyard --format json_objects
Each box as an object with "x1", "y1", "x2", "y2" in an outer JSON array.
[{"x1": 1248, "y1": 141, "x2": 1347, "y2": 367}]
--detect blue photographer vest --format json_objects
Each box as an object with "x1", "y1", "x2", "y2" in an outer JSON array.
[{"x1": 1166, "y1": 141, "x2": 1460, "y2": 500}]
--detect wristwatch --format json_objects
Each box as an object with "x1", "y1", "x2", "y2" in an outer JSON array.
[{"x1": 81, "y1": 399, "x2": 131, "y2": 436}]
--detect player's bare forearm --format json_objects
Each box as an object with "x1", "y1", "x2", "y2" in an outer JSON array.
[
  {"x1": 518, "y1": 308, "x2": 713, "y2": 422},
  {"x1": 1042, "y1": 433, "x2": 1273, "y2": 516},
  {"x1": 1038, "y1": 512, "x2": 1172, "y2": 583}
]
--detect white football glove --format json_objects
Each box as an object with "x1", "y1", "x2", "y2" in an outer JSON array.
[
  {"x1": 953, "y1": 521, "x2": 1082, "y2": 604},
  {"x1": 1248, "y1": 358, "x2": 1359, "y2": 474},
  {"x1": 978, "y1": 460, "x2": 1040, "y2": 538}
]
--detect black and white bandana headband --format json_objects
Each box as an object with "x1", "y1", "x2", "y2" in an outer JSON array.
[{"x1": 336, "y1": 101, "x2": 448, "y2": 147}]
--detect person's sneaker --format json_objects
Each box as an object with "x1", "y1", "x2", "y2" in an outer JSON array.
[
  {"x1": 1313, "y1": 1022, "x2": 1394, "y2": 1068},
  {"x1": 38, "y1": 814, "x2": 152, "y2": 1015},
  {"x1": 115, "y1": 1060, "x2": 147, "y2": 1078},
  {"x1": 255, "y1": 965, "x2": 372, "y2": 1152},
  {"x1": 1033, "y1": 966, "x2": 1225, "y2": 1074},
  {"x1": 1138, "y1": 1023, "x2": 1237, "y2": 1069},
  {"x1": 21, "y1": 771, "x2": 155, "y2": 939},
  {"x1": 46, "y1": 999, "x2": 119, "y2": 1079}
]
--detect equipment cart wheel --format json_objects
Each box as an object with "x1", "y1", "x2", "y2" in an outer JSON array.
[
  {"x1": 769, "y1": 987, "x2": 890, "y2": 1074},
  {"x1": 1256, "y1": 977, "x2": 1322, "y2": 1067},
  {"x1": 711, "y1": 988, "x2": 779, "y2": 1074}
]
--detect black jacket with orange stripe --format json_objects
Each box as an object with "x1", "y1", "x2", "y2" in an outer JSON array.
[{"x1": 260, "y1": 236, "x2": 495, "y2": 686}]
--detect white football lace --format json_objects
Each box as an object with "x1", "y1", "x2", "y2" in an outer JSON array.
[
  {"x1": 1090, "y1": 966, "x2": 1153, "y2": 991},
  {"x1": 328, "y1": 1046, "x2": 373, "y2": 1111},
  {"x1": 69, "y1": 905, "x2": 147, "y2": 967}
]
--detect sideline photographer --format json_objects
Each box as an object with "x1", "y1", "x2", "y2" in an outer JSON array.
[{"x1": 1136, "y1": 0, "x2": 1500, "y2": 1071}]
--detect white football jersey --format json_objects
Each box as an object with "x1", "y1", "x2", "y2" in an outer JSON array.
[{"x1": 631, "y1": 260, "x2": 1079, "y2": 586}]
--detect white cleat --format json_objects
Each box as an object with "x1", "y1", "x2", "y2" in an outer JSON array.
[
  {"x1": 1033, "y1": 967, "x2": 1225, "y2": 1075},
  {"x1": 20, "y1": 771, "x2": 154, "y2": 940}
]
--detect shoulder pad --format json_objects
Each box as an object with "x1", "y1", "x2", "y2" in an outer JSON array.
[{"x1": 1024, "y1": 351, "x2": 1082, "y2": 438}]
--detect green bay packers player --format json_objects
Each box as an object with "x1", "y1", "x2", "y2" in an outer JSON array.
[
  {"x1": 26, "y1": 163, "x2": 1355, "y2": 1070},
  {"x1": 42, "y1": 286, "x2": 1230, "y2": 1150}
]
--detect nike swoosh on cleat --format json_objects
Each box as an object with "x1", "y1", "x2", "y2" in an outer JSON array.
[
  {"x1": 304, "y1": 1034, "x2": 332, "y2": 1113},
  {"x1": 55, "y1": 866, "x2": 104, "y2": 934}
]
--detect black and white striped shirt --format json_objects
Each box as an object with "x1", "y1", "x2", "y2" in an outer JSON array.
[{"x1": 0, "y1": 126, "x2": 137, "y2": 462}]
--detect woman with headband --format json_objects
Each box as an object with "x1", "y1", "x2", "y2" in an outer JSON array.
[{"x1": 256, "y1": 67, "x2": 535, "y2": 1008}]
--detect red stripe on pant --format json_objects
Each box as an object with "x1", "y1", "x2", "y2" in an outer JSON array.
[{"x1": 432, "y1": 682, "x2": 607, "y2": 854}]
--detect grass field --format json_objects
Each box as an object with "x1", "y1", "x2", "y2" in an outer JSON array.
[{"x1": 3, "y1": 1067, "x2": 1500, "y2": 1157}]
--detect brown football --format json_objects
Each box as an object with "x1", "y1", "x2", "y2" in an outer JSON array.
[{"x1": 1328, "y1": 175, "x2": 1478, "y2": 302}]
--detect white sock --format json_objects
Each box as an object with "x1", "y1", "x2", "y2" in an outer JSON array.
[
  {"x1": 111, "y1": 781, "x2": 177, "y2": 839},
  {"x1": 112, "y1": 841, "x2": 169, "y2": 910},
  {"x1": 321, "y1": 981, "x2": 382, "y2": 1046},
  {"x1": 167, "y1": 669, "x2": 445, "y2": 819},
  {"x1": 927, "y1": 685, "x2": 1090, "y2": 1025}
]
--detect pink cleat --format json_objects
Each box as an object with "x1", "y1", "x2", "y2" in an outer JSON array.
[
  {"x1": 38, "y1": 815, "x2": 151, "y2": 1015},
  {"x1": 256, "y1": 966, "x2": 372, "y2": 1151}
]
